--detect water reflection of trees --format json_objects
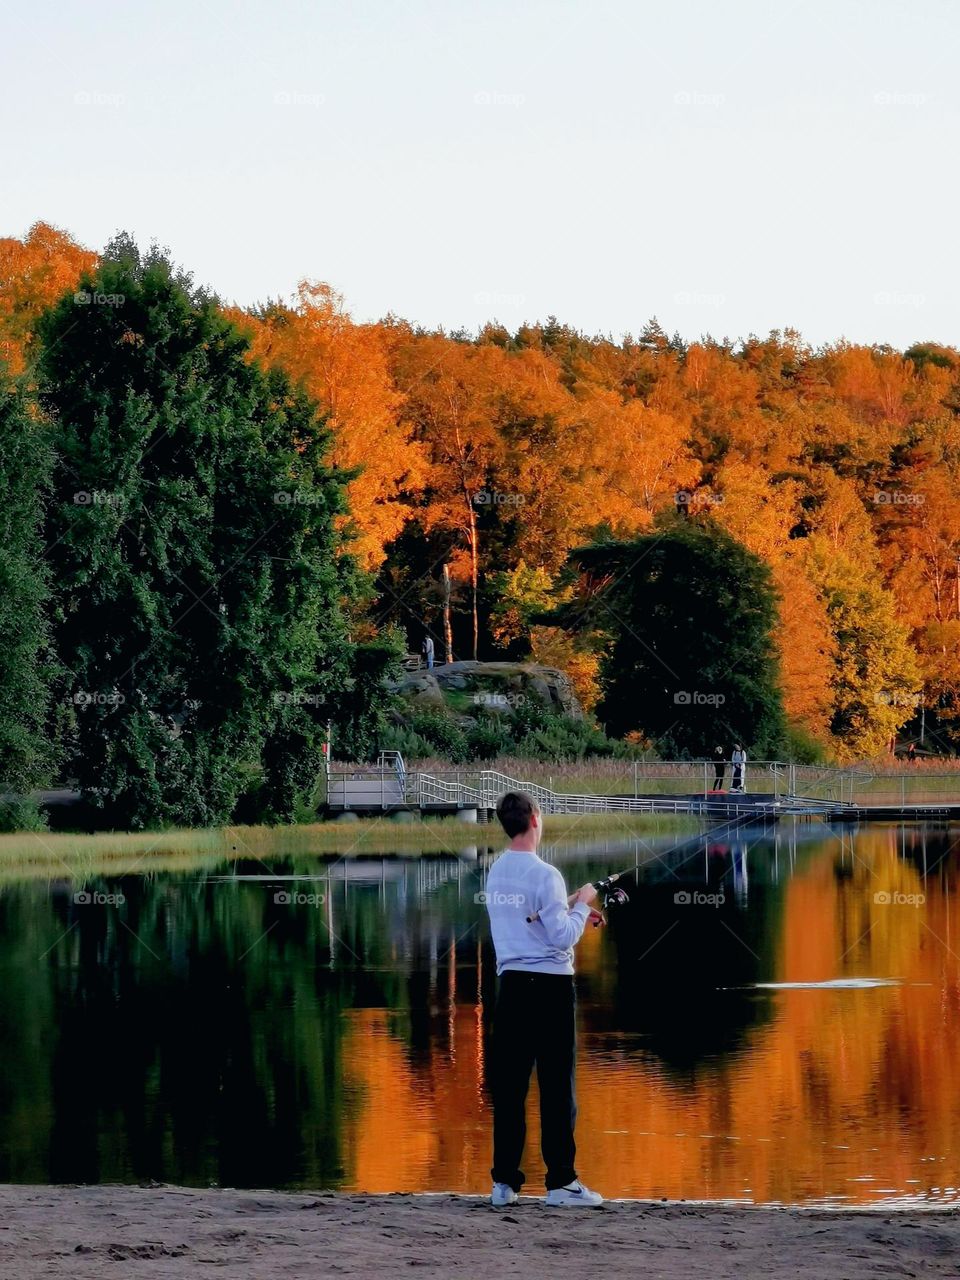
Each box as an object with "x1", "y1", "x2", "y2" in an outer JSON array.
[{"x1": 3, "y1": 824, "x2": 960, "y2": 1200}]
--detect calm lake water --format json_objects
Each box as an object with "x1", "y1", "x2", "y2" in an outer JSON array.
[{"x1": 2, "y1": 820, "x2": 960, "y2": 1206}]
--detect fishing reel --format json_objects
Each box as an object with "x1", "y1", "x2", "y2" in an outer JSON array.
[
  {"x1": 593, "y1": 872, "x2": 630, "y2": 909},
  {"x1": 586, "y1": 872, "x2": 630, "y2": 926}
]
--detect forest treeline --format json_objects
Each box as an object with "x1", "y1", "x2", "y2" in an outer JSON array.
[{"x1": 2, "y1": 221, "x2": 958, "y2": 777}]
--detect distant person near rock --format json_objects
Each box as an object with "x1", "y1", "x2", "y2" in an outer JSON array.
[{"x1": 422, "y1": 634, "x2": 435, "y2": 670}]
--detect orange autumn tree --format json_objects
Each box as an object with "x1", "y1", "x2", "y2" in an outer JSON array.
[
  {"x1": 0, "y1": 221, "x2": 96, "y2": 373},
  {"x1": 578, "y1": 392, "x2": 700, "y2": 536},
  {"x1": 8, "y1": 215, "x2": 960, "y2": 759},
  {"x1": 227, "y1": 283, "x2": 425, "y2": 571},
  {"x1": 393, "y1": 336, "x2": 515, "y2": 660}
]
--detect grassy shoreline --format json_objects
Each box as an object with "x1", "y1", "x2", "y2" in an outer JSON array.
[{"x1": 0, "y1": 812, "x2": 697, "y2": 879}]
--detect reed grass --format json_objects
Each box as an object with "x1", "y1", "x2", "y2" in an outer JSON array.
[{"x1": 0, "y1": 811, "x2": 697, "y2": 881}]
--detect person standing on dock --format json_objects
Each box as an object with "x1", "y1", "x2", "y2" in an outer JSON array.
[
  {"x1": 712, "y1": 745, "x2": 726, "y2": 791},
  {"x1": 483, "y1": 790, "x2": 605, "y2": 1209},
  {"x1": 731, "y1": 744, "x2": 747, "y2": 793}
]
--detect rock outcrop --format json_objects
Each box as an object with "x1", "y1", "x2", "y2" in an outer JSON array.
[{"x1": 387, "y1": 660, "x2": 584, "y2": 723}]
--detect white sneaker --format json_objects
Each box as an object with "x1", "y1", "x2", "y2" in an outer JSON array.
[
  {"x1": 545, "y1": 1180, "x2": 604, "y2": 1207},
  {"x1": 491, "y1": 1182, "x2": 519, "y2": 1207}
]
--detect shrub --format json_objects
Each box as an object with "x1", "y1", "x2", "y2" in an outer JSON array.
[
  {"x1": 783, "y1": 722, "x2": 829, "y2": 764},
  {"x1": 406, "y1": 709, "x2": 470, "y2": 763},
  {"x1": 467, "y1": 721, "x2": 511, "y2": 759},
  {"x1": 379, "y1": 724, "x2": 435, "y2": 760},
  {"x1": 0, "y1": 798, "x2": 48, "y2": 833}
]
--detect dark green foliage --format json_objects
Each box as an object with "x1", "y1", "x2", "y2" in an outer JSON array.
[
  {"x1": 0, "y1": 372, "x2": 55, "y2": 796},
  {"x1": 405, "y1": 709, "x2": 470, "y2": 762},
  {"x1": 37, "y1": 239, "x2": 353, "y2": 828},
  {"x1": 0, "y1": 798, "x2": 48, "y2": 833},
  {"x1": 377, "y1": 725, "x2": 435, "y2": 760},
  {"x1": 380, "y1": 695, "x2": 631, "y2": 764},
  {"x1": 551, "y1": 521, "x2": 787, "y2": 758},
  {"x1": 782, "y1": 721, "x2": 827, "y2": 764},
  {"x1": 514, "y1": 716, "x2": 628, "y2": 762},
  {"x1": 329, "y1": 635, "x2": 405, "y2": 764},
  {"x1": 465, "y1": 719, "x2": 511, "y2": 759}
]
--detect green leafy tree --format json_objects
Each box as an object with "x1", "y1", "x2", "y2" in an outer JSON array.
[
  {"x1": 0, "y1": 371, "x2": 55, "y2": 803},
  {"x1": 325, "y1": 633, "x2": 404, "y2": 764},
  {"x1": 489, "y1": 560, "x2": 557, "y2": 648},
  {"x1": 549, "y1": 520, "x2": 787, "y2": 757},
  {"x1": 37, "y1": 238, "x2": 354, "y2": 827}
]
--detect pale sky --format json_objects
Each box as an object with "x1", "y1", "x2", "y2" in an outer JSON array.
[{"x1": 3, "y1": 0, "x2": 957, "y2": 348}]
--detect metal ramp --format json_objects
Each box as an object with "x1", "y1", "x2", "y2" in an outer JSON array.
[{"x1": 324, "y1": 755, "x2": 960, "y2": 821}]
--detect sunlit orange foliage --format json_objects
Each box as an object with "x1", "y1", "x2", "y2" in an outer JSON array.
[
  {"x1": 228, "y1": 283, "x2": 426, "y2": 571},
  {"x1": 0, "y1": 222, "x2": 96, "y2": 373}
]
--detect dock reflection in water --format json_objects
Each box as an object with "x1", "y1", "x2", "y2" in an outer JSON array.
[{"x1": 1, "y1": 821, "x2": 960, "y2": 1206}]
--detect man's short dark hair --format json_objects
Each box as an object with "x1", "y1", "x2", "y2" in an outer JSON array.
[{"x1": 496, "y1": 791, "x2": 539, "y2": 838}]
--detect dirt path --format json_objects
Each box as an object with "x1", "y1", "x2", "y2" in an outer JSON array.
[{"x1": 0, "y1": 1185, "x2": 957, "y2": 1278}]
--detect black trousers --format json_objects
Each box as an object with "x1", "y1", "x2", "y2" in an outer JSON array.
[
  {"x1": 713, "y1": 763, "x2": 725, "y2": 787},
  {"x1": 490, "y1": 970, "x2": 577, "y2": 1191}
]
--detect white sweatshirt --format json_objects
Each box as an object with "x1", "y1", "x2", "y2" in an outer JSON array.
[{"x1": 483, "y1": 849, "x2": 591, "y2": 976}]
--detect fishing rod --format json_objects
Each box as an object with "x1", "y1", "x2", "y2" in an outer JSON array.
[{"x1": 524, "y1": 810, "x2": 757, "y2": 925}]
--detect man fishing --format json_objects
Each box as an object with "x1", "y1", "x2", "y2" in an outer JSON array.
[{"x1": 483, "y1": 790, "x2": 605, "y2": 1208}]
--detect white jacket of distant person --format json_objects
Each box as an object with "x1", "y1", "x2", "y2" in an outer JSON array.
[{"x1": 731, "y1": 747, "x2": 747, "y2": 790}]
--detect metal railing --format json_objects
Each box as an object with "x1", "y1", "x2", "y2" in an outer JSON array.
[
  {"x1": 404, "y1": 765, "x2": 780, "y2": 818},
  {"x1": 325, "y1": 755, "x2": 960, "y2": 814}
]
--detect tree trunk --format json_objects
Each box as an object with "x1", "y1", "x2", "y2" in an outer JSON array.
[
  {"x1": 442, "y1": 563, "x2": 453, "y2": 664},
  {"x1": 467, "y1": 503, "x2": 479, "y2": 660}
]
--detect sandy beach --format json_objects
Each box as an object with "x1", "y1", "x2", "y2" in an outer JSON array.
[{"x1": 0, "y1": 1185, "x2": 957, "y2": 1278}]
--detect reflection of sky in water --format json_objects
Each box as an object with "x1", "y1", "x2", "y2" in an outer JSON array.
[{"x1": 2, "y1": 820, "x2": 960, "y2": 1206}]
